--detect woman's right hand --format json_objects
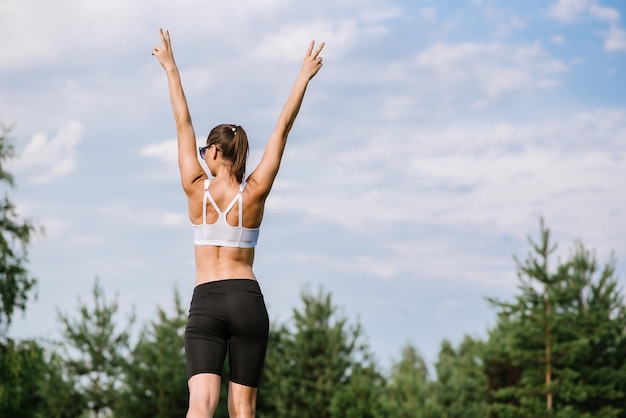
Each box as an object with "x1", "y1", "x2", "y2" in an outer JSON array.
[
  {"x1": 152, "y1": 28, "x2": 177, "y2": 72},
  {"x1": 300, "y1": 41, "x2": 325, "y2": 81}
]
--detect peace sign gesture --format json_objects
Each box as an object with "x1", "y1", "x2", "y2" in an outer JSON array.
[
  {"x1": 300, "y1": 41, "x2": 325, "y2": 81},
  {"x1": 152, "y1": 28, "x2": 177, "y2": 72}
]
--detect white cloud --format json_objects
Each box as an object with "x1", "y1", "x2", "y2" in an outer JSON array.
[
  {"x1": 140, "y1": 139, "x2": 178, "y2": 164},
  {"x1": 0, "y1": 0, "x2": 145, "y2": 71},
  {"x1": 605, "y1": 25, "x2": 626, "y2": 52},
  {"x1": 552, "y1": 34, "x2": 565, "y2": 44},
  {"x1": 548, "y1": 0, "x2": 593, "y2": 22},
  {"x1": 252, "y1": 18, "x2": 384, "y2": 64},
  {"x1": 10, "y1": 121, "x2": 83, "y2": 184},
  {"x1": 483, "y1": 5, "x2": 526, "y2": 38},
  {"x1": 98, "y1": 203, "x2": 187, "y2": 228},
  {"x1": 269, "y1": 109, "x2": 626, "y2": 246},
  {"x1": 419, "y1": 7, "x2": 437, "y2": 21},
  {"x1": 275, "y1": 252, "x2": 398, "y2": 281},
  {"x1": 1, "y1": 0, "x2": 396, "y2": 72},
  {"x1": 383, "y1": 237, "x2": 518, "y2": 287},
  {"x1": 383, "y1": 41, "x2": 566, "y2": 111},
  {"x1": 139, "y1": 137, "x2": 209, "y2": 165},
  {"x1": 266, "y1": 128, "x2": 625, "y2": 289},
  {"x1": 178, "y1": 68, "x2": 217, "y2": 93},
  {"x1": 547, "y1": 0, "x2": 625, "y2": 53},
  {"x1": 350, "y1": 255, "x2": 397, "y2": 280},
  {"x1": 589, "y1": 4, "x2": 620, "y2": 23}
]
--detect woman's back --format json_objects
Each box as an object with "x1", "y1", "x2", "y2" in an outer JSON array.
[{"x1": 188, "y1": 176, "x2": 266, "y2": 285}]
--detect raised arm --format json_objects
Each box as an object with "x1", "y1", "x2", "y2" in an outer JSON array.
[
  {"x1": 248, "y1": 41, "x2": 324, "y2": 197},
  {"x1": 152, "y1": 29, "x2": 205, "y2": 193}
]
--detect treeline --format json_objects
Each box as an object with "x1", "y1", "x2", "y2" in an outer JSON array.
[{"x1": 2, "y1": 126, "x2": 626, "y2": 417}]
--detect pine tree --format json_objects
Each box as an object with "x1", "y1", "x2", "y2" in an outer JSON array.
[
  {"x1": 34, "y1": 350, "x2": 86, "y2": 418},
  {"x1": 258, "y1": 286, "x2": 374, "y2": 418},
  {"x1": 0, "y1": 125, "x2": 48, "y2": 417},
  {"x1": 56, "y1": 277, "x2": 136, "y2": 417},
  {"x1": 0, "y1": 125, "x2": 38, "y2": 332},
  {"x1": 0, "y1": 338, "x2": 45, "y2": 417},
  {"x1": 433, "y1": 336, "x2": 489, "y2": 417},
  {"x1": 379, "y1": 343, "x2": 438, "y2": 417},
  {"x1": 486, "y1": 219, "x2": 626, "y2": 417},
  {"x1": 116, "y1": 288, "x2": 189, "y2": 418},
  {"x1": 329, "y1": 357, "x2": 386, "y2": 418}
]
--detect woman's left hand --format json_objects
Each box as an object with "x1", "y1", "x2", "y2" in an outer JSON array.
[
  {"x1": 152, "y1": 28, "x2": 177, "y2": 71},
  {"x1": 300, "y1": 41, "x2": 325, "y2": 81}
]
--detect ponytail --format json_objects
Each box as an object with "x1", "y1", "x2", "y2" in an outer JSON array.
[
  {"x1": 206, "y1": 123, "x2": 249, "y2": 183},
  {"x1": 231, "y1": 125, "x2": 248, "y2": 183}
]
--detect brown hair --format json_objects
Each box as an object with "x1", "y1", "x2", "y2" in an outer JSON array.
[{"x1": 206, "y1": 123, "x2": 249, "y2": 183}]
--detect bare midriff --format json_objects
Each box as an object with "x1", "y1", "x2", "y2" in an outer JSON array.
[{"x1": 194, "y1": 245, "x2": 256, "y2": 286}]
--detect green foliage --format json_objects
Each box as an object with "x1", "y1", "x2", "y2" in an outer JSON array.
[
  {"x1": 258, "y1": 286, "x2": 379, "y2": 418},
  {"x1": 379, "y1": 343, "x2": 439, "y2": 417},
  {"x1": 486, "y1": 219, "x2": 626, "y2": 417},
  {"x1": 116, "y1": 288, "x2": 188, "y2": 418},
  {"x1": 34, "y1": 349, "x2": 86, "y2": 418},
  {"x1": 56, "y1": 277, "x2": 136, "y2": 417},
  {"x1": 0, "y1": 338, "x2": 45, "y2": 417},
  {"x1": 0, "y1": 125, "x2": 38, "y2": 334},
  {"x1": 0, "y1": 124, "x2": 50, "y2": 417},
  {"x1": 0, "y1": 338, "x2": 81, "y2": 418},
  {"x1": 433, "y1": 336, "x2": 490, "y2": 418},
  {"x1": 329, "y1": 361, "x2": 386, "y2": 418}
]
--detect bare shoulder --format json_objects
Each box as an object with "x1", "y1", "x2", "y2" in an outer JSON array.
[
  {"x1": 244, "y1": 171, "x2": 273, "y2": 201},
  {"x1": 182, "y1": 170, "x2": 208, "y2": 195},
  {"x1": 185, "y1": 175, "x2": 208, "y2": 216},
  {"x1": 240, "y1": 177, "x2": 266, "y2": 227}
]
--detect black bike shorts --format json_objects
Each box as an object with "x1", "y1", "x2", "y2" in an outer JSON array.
[{"x1": 184, "y1": 279, "x2": 269, "y2": 387}]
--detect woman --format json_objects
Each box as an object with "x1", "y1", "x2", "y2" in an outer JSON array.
[{"x1": 152, "y1": 29, "x2": 324, "y2": 418}]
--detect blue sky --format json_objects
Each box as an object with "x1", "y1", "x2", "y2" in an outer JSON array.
[{"x1": 2, "y1": 0, "x2": 625, "y2": 372}]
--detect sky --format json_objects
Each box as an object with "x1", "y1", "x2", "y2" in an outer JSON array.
[{"x1": 2, "y1": 0, "x2": 626, "y2": 373}]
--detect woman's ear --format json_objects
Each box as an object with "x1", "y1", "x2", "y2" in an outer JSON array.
[{"x1": 210, "y1": 145, "x2": 219, "y2": 160}]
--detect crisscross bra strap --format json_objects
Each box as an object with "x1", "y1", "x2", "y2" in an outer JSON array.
[{"x1": 202, "y1": 179, "x2": 247, "y2": 226}]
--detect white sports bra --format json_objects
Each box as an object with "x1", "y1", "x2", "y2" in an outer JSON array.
[{"x1": 191, "y1": 179, "x2": 260, "y2": 248}]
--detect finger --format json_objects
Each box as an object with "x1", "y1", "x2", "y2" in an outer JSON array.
[
  {"x1": 159, "y1": 28, "x2": 166, "y2": 45},
  {"x1": 165, "y1": 29, "x2": 171, "y2": 48},
  {"x1": 306, "y1": 41, "x2": 314, "y2": 57},
  {"x1": 313, "y1": 42, "x2": 325, "y2": 58}
]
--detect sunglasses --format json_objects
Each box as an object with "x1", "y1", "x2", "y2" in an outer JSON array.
[{"x1": 198, "y1": 144, "x2": 220, "y2": 159}]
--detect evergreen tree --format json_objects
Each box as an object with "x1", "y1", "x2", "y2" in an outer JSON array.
[
  {"x1": 329, "y1": 357, "x2": 386, "y2": 418},
  {"x1": 486, "y1": 219, "x2": 626, "y2": 417},
  {"x1": 34, "y1": 349, "x2": 86, "y2": 418},
  {"x1": 433, "y1": 336, "x2": 489, "y2": 417},
  {"x1": 0, "y1": 125, "x2": 38, "y2": 333},
  {"x1": 116, "y1": 288, "x2": 188, "y2": 418},
  {"x1": 56, "y1": 277, "x2": 135, "y2": 417},
  {"x1": 0, "y1": 125, "x2": 48, "y2": 417},
  {"x1": 0, "y1": 338, "x2": 45, "y2": 417},
  {"x1": 258, "y1": 286, "x2": 374, "y2": 418},
  {"x1": 1, "y1": 342, "x2": 82, "y2": 418},
  {"x1": 379, "y1": 343, "x2": 438, "y2": 418}
]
